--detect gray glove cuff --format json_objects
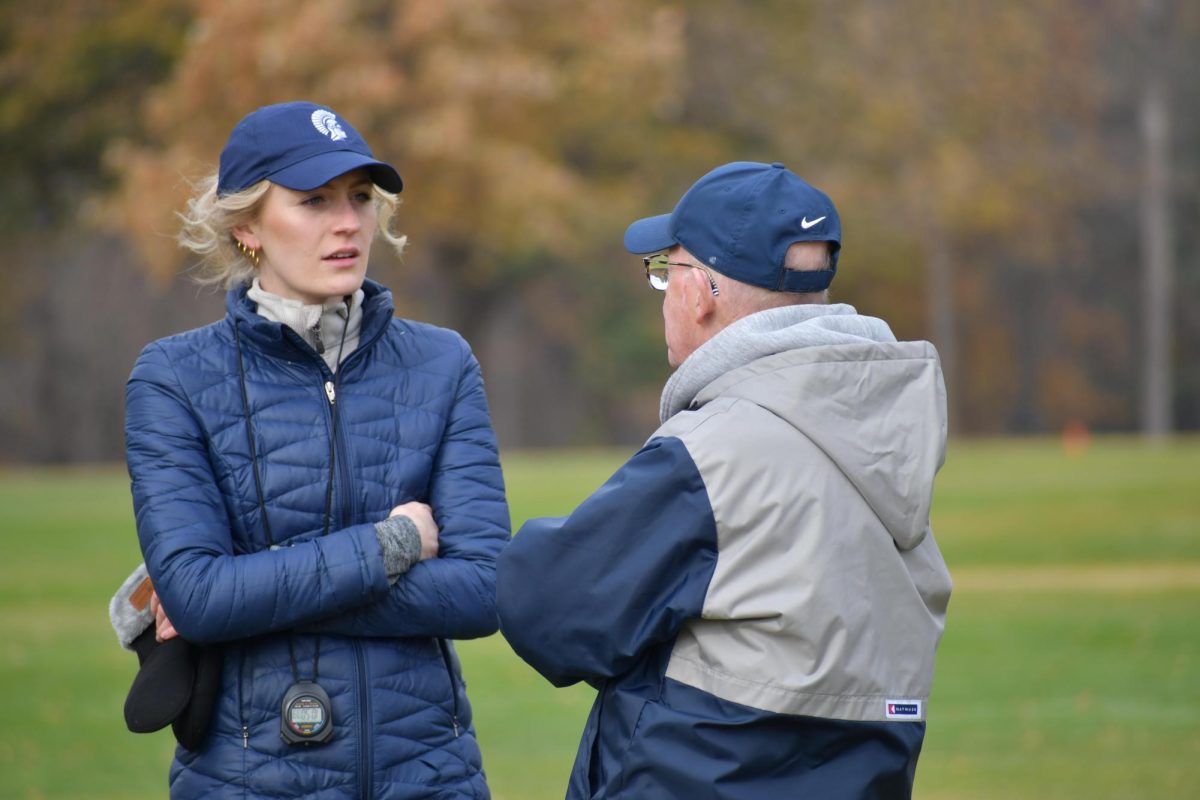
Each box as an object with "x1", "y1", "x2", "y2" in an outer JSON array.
[
  {"x1": 374, "y1": 515, "x2": 422, "y2": 584},
  {"x1": 110, "y1": 563, "x2": 154, "y2": 650}
]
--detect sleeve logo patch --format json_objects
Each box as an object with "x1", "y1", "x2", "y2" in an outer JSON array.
[{"x1": 885, "y1": 699, "x2": 923, "y2": 720}]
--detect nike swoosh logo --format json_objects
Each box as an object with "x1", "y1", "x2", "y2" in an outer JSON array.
[{"x1": 801, "y1": 216, "x2": 826, "y2": 230}]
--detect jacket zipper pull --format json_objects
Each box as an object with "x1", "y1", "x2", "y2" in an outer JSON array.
[
  {"x1": 452, "y1": 716, "x2": 460, "y2": 737},
  {"x1": 324, "y1": 381, "x2": 336, "y2": 405},
  {"x1": 242, "y1": 725, "x2": 249, "y2": 749}
]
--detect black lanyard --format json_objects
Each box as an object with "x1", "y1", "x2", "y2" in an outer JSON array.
[{"x1": 232, "y1": 298, "x2": 351, "y2": 744}]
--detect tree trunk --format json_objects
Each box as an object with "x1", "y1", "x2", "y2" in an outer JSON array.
[
  {"x1": 926, "y1": 225, "x2": 958, "y2": 434},
  {"x1": 1138, "y1": 0, "x2": 1175, "y2": 438}
]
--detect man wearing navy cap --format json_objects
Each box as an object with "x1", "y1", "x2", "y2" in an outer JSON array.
[{"x1": 498, "y1": 162, "x2": 953, "y2": 798}]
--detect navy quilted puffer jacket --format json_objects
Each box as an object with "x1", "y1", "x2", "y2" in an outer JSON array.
[{"x1": 125, "y1": 280, "x2": 510, "y2": 799}]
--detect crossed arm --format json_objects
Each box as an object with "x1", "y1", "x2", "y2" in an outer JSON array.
[{"x1": 124, "y1": 340, "x2": 509, "y2": 646}]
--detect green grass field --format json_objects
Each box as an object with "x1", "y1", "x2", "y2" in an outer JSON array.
[{"x1": 1, "y1": 436, "x2": 1197, "y2": 798}]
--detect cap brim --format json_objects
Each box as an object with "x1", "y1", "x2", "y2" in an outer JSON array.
[
  {"x1": 270, "y1": 151, "x2": 403, "y2": 193},
  {"x1": 623, "y1": 213, "x2": 675, "y2": 254}
]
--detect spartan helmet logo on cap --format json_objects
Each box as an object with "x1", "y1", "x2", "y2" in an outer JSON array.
[{"x1": 310, "y1": 109, "x2": 348, "y2": 142}]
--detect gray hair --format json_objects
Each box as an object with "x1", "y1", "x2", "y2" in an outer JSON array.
[{"x1": 714, "y1": 241, "x2": 832, "y2": 320}]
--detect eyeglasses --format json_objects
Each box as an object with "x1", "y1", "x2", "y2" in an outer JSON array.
[{"x1": 642, "y1": 254, "x2": 720, "y2": 297}]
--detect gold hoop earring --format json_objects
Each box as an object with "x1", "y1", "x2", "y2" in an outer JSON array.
[{"x1": 235, "y1": 239, "x2": 261, "y2": 267}]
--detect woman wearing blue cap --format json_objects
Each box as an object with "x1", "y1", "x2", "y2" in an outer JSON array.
[{"x1": 122, "y1": 102, "x2": 509, "y2": 798}]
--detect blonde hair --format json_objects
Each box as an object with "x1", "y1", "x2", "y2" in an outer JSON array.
[{"x1": 177, "y1": 172, "x2": 408, "y2": 288}]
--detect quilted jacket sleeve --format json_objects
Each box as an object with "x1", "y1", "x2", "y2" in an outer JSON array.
[
  {"x1": 300, "y1": 341, "x2": 511, "y2": 640},
  {"x1": 496, "y1": 436, "x2": 719, "y2": 686},
  {"x1": 127, "y1": 342, "x2": 391, "y2": 645}
]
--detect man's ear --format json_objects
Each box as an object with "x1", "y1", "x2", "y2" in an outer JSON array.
[{"x1": 690, "y1": 267, "x2": 717, "y2": 324}]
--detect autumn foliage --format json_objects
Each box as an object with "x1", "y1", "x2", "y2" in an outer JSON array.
[{"x1": 1, "y1": 0, "x2": 1197, "y2": 459}]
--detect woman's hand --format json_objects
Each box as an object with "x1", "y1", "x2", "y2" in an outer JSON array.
[
  {"x1": 149, "y1": 590, "x2": 179, "y2": 642},
  {"x1": 389, "y1": 501, "x2": 439, "y2": 560}
]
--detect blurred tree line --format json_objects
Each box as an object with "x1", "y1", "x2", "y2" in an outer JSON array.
[{"x1": 1, "y1": 0, "x2": 1196, "y2": 462}]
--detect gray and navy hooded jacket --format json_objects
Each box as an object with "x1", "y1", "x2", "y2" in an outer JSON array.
[{"x1": 497, "y1": 303, "x2": 953, "y2": 799}]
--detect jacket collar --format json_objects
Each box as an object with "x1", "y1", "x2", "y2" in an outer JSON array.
[{"x1": 225, "y1": 278, "x2": 395, "y2": 363}]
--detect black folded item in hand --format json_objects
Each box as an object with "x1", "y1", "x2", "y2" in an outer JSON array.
[
  {"x1": 124, "y1": 628, "x2": 197, "y2": 734},
  {"x1": 172, "y1": 642, "x2": 222, "y2": 750},
  {"x1": 111, "y1": 564, "x2": 222, "y2": 751}
]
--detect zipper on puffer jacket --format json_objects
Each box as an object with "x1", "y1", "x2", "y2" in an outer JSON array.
[
  {"x1": 437, "y1": 639, "x2": 462, "y2": 737},
  {"x1": 354, "y1": 639, "x2": 372, "y2": 799},
  {"x1": 325, "y1": 379, "x2": 357, "y2": 551},
  {"x1": 237, "y1": 645, "x2": 248, "y2": 750},
  {"x1": 237, "y1": 644, "x2": 250, "y2": 800},
  {"x1": 321, "y1": 366, "x2": 374, "y2": 799}
]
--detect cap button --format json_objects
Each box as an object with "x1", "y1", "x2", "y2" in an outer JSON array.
[{"x1": 770, "y1": 162, "x2": 785, "y2": 169}]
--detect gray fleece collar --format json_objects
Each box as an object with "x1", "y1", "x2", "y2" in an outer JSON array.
[
  {"x1": 247, "y1": 278, "x2": 365, "y2": 372},
  {"x1": 659, "y1": 303, "x2": 898, "y2": 422}
]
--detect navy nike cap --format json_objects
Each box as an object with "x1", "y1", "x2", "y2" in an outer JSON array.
[
  {"x1": 217, "y1": 101, "x2": 403, "y2": 197},
  {"x1": 624, "y1": 161, "x2": 841, "y2": 292}
]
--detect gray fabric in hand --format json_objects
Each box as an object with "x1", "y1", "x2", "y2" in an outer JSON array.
[
  {"x1": 110, "y1": 563, "x2": 154, "y2": 650},
  {"x1": 374, "y1": 514, "x2": 423, "y2": 583}
]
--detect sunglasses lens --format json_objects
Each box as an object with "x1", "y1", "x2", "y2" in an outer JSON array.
[{"x1": 645, "y1": 255, "x2": 671, "y2": 290}]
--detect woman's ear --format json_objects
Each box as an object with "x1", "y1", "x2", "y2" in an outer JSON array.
[{"x1": 232, "y1": 223, "x2": 258, "y2": 251}]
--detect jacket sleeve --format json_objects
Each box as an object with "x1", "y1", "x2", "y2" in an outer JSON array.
[
  {"x1": 127, "y1": 342, "x2": 392, "y2": 645},
  {"x1": 300, "y1": 343, "x2": 511, "y2": 640},
  {"x1": 496, "y1": 436, "x2": 719, "y2": 687}
]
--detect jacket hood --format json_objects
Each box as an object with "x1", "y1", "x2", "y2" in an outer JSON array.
[{"x1": 664, "y1": 304, "x2": 946, "y2": 550}]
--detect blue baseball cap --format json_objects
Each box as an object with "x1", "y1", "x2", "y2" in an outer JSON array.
[
  {"x1": 217, "y1": 101, "x2": 403, "y2": 196},
  {"x1": 624, "y1": 161, "x2": 841, "y2": 292}
]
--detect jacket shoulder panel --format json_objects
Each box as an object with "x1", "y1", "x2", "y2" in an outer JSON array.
[{"x1": 662, "y1": 395, "x2": 950, "y2": 722}]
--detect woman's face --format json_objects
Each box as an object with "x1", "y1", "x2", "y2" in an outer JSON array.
[{"x1": 237, "y1": 169, "x2": 377, "y2": 304}]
